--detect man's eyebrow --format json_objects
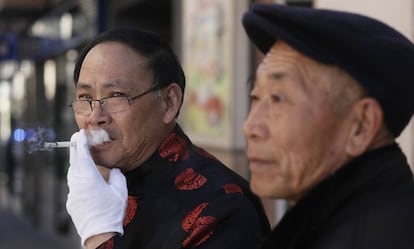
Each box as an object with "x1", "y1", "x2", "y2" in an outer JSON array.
[
  {"x1": 247, "y1": 71, "x2": 287, "y2": 90},
  {"x1": 76, "y1": 81, "x2": 122, "y2": 90},
  {"x1": 269, "y1": 70, "x2": 309, "y2": 94},
  {"x1": 76, "y1": 82, "x2": 91, "y2": 90},
  {"x1": 268, "y1": 71, "x2": 287, "y2": 81},
  {"x1": 102, "y1": 81, "x2": 122, "y2": 88}
]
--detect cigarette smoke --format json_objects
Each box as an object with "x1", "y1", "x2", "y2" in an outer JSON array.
[
  {"x1": 22, "y1": 127, "x2": 111, "y2": 153},
  {"x1": 87, "y1": 128, "x2": 111, "y2": 146},
  {"x1": 25, "y1": 127, "x2": 57, "y2": 153}
]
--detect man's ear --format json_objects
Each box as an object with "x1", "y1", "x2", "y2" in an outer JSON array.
[
  {"x1": 162, "y1": 83, "x2": 182, "y2": 124},
  {"x1": 345, "y1": 98, "x2": 384, "y2": 157}
]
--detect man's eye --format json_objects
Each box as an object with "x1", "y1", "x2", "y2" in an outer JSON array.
[
  {"x1": 249, "y1": 94, "x2": 259, "y2": 102},
  {"x1": 78, "y1": 95, "x2": 92, "y2": 100},
  {"x1": 271, "y1": 94, "x2": 284, "y2": 103},
  {"x1": 112, "y1": 92, "x2": 126, "y2": 97}
]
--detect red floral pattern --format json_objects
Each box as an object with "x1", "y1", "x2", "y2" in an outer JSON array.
[
  {"x1": 182, "y1": 203, "x2": 218, "y2": 248},
  {"x1": 175, "y1": 168, "x2": 208, "y2": 190},
  {"x1": 223, "y1": 183, "x2": 244, "y2": 195},
  {"x1": 182, "y1": 216, "x2": 218, "y2": 248},
  {"x1": 123, "y1": 196, "x2": 138, "y2": 226},
  {"x1": 159, "y1": 133, "x2": 190, "y2": 162},
  {"x1": 182, "y1": 203, "x2": 209, "y2": 232}
]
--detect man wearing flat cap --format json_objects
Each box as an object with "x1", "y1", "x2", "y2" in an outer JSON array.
[{"x1": 242, "y1": 3, "x2": 414, "y2": 249}]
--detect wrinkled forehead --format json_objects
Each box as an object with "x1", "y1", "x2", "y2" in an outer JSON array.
[
  {"x1": 257, "y1": 41, "x2": 347, "y2": 92},
  {"x1": 78, "y1": 41, "x2": 154, "y2": 87},
  {"x1": 259, "y1": 41, "x2": 321, "y2": 73},
  {"x1": 83, "y1": 41, "x2": 149, "y2": 68},
  {"x1": 256, "y1": 41, "x2": 323, "y2": 90},
  {"x1": 268, "y1": 41, "x2": 301, "y2": 58}
]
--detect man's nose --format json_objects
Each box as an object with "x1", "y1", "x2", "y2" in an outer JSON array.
[
  {"x1": 90, "y1": 100, "x2": 103, "y2": 112},
  {"x1": 87, "y1": 100, "x2": 110, "y2": 125},
  {"x1": 242, "y1": 101, "x2": 270, "y2": 139}
]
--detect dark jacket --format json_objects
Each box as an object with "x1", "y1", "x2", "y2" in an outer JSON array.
[
  {"x1": 98, "y1": 125, "x2": 270, "y2": 249},
  {"x1": 260, "y1": 143, "x2": 414, "y2": 249}
]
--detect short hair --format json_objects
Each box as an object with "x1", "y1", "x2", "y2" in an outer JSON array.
[
  {"x1": 320, "y1": 65, "x2": 367, "y2": 116},
  {"x1": 73, "y1": 27, "x2": 186, "y2": 103}
]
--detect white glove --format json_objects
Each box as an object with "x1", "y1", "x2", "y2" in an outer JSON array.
[{"x1": 66, "y1": 129, "x2": 128, "y2": 246}]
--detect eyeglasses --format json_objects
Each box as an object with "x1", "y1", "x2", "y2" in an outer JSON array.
[{"x1": 70, "y1": 85, "x2": 159, "y2": 116}]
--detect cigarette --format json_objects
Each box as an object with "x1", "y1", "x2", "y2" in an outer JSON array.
[{"x1": 43, "y1": 141, "x2": 75, "y2": 148}]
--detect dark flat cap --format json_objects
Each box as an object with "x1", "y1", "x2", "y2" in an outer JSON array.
[{"x1": 243, "y1": 3, "x2": 414, "y2": 137}]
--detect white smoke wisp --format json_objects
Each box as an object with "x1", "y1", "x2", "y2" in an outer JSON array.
[{"x1": 87, "y1": 128, "x2": 111, "y2": 147}]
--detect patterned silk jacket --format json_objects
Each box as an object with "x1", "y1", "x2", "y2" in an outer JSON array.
[{"x1": 97, "y1": 125, "x2": 270, "y2": 249}]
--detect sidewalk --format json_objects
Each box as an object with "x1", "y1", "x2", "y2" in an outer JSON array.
[{"x1": 0, "y1": 209, "x2": 77, "y2": 249}]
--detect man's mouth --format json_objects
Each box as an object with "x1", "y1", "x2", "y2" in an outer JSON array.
[{"x1": 87, "y1": 128, "x2": 112, "y2": 147}]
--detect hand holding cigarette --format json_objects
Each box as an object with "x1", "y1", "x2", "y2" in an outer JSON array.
[{"x1": 66, "y1": 129, "x2": 127, "y2": 245}]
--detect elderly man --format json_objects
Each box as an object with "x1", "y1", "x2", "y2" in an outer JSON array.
[
  {"x1": 65, "y1": 27, "x2": 270, "y2": 249},
  {"x1": 242, "y1": 3, "x2": 414, "y2": 249}
]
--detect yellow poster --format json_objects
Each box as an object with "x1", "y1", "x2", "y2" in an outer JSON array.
[{"x1": 181, "y1": 0, "x2": 233, "y2": 147}]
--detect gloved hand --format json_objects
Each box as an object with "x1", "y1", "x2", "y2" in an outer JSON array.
[{"x1": 66, "y1": 129, "x2": 128, "y2": 246}]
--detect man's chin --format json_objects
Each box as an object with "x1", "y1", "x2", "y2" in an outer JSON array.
[
  {"x1": 91, "y1": 154, "x2": 117, "y2": 169},
  {"x1": 250, "y1": 181, "x2": 272, "y2": 198},
  {"x1": 250, "y1": 180, "x2": 287, "y2": 199}
]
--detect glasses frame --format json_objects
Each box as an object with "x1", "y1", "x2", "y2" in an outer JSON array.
[{"x1": 70, "y1": 85, "x2": 160, "y2": 116}]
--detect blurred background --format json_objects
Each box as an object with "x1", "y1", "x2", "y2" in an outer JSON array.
[{"x1": 0, "y1": 0, "x2": 412, "y2": 248}]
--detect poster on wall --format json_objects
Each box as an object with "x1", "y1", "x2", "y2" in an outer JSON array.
[{"x1": 180, "y1": 0, "x2": 234, "y2": 148}]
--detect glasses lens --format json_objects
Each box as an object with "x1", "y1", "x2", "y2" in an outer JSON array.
[
  {"x1": 100, "y1": 96, "x2": 129, "y2": 113},
  {"x1": 71, "y1": 100, "x2": 91, "y2": 116},
  {"x1": 71, "y1": 96, "x2": 130, "y2": 115}
]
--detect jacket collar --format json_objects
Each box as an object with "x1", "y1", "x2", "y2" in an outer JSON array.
[{"x1": 261, "y1": 143, "x2": 412, "y2": 249}]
